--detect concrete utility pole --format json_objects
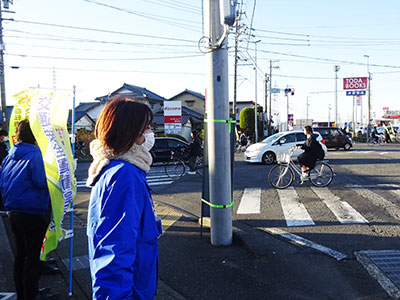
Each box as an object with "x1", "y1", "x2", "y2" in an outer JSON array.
[
  {"x1": 205, "y1": 0, "x2": 232, "y2": 246},
  {"x1": 254, "y1": 41, "x2": 258, "y2": 143},
  {"x1": 306, "y1": 96, "x2": 310, "y2": 124},
  {"x1": 0, "y1": 2, "x2": 8, "y2": 131},
  {"x1": 334, "y1": 65, "x2": 340, "y2": 127},
  {"x1": 364, "y1": 55, "x2": 371, "y2": 136}
]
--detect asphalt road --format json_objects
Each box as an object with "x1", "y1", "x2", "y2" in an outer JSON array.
[{"x1": 74, "y1": 142, "x2": 400, "y2": 299}]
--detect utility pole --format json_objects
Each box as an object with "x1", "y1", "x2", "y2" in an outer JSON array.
[
  {"x1": 286, "y1": 86, "x2": 289, "y2": 131},
  {"x1": 232, "y1": 8, "x2": 240, "y2": 120},
  {"x1": 205, "y1": 0, "x2": 233, "y2": 246},
  {"x1": 267, "y1": 60, "x2": 279, "y2": 135},
  {"x1": 0, "y1": 1, "x2": 8, "y2": 131},
  {"x1": 253, "y1": 41, "x2": 260, "y2": 143},
  {"x1": 306, "y1": 96, "x2": 310, "y2": 124},
  {"x1": 334, "y1": 65, "x2": 340, "y2": 127},
  {"x1": 264, "y1": 73, "x2": 268, "y2": 136},
  {"x1": 364, "y1": 55, "x2": 371, "y2": 136}
]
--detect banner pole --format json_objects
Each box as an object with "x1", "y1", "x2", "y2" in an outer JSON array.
[{"x1": 69, "y1": 85, "x2": 76, "y2": 296}]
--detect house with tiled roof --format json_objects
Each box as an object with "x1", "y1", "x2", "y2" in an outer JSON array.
[{"x1": 169, "y1": 89, "x2": 205, "y2": 115}]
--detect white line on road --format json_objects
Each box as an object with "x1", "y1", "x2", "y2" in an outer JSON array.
[
  {"x1": 346, "y1": 184, "x2": 400, "y2": 221},
  {"x1": 311, "y1": 187, "x2": 369, "y2": 224},
  {"x1": 277, "y1": 187, "x2": 315, "y2": 227},
  {"x1": 379, "y1": 152, "x2": 388, "y2": 155},
  {"x1": 376, "y1": 183, "x2": 400, "y2": 197},
  {"x1": 260, "y1": 227, "x2": 347, "y2": 260},
  {"x1": 237, "y1": 188, "x2": 261, "y2": 214}
]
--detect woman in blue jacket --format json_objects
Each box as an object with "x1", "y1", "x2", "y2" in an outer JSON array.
[
  {"x1": 86, "y1": 98, "x2": 162, "y2": 299},
  {"x1": 0, "y1": 119, "x2": 51, "y2": 300}
]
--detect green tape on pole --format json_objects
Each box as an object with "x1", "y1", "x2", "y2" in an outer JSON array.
[
  {"x1": 204, "y1": 118, "x2": 236, "y2": 133},
  {"x1": 201, "y1": 198, "x2": 234, "y2": 209}
]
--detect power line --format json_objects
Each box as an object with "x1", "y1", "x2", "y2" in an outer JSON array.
[
  {"x1": 82, "y1": 0, "x2": 201, "y2": 32},
  {"x1": 13, "y1": 19, "x2": 198, "y2": 43},
  {"x1": 6, "y1": 52, "x2": 204, "y2": 61}
]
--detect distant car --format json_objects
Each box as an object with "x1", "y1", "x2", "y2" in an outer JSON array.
[
  {"x1": 150, "y1": 137, "x2": 188, "y2": 163},
  {"x1": 313, "y1": 127, "x2": 352, "y2": 150},
  {"x1": 244, "y1": 130, "x2": 327, "y2": 165}
]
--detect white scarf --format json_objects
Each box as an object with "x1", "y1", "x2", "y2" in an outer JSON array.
[{"x1": 86, "y1": 139, "x2": 152, "y2": 187}]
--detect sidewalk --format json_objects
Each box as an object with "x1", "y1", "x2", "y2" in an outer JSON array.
[{"x1": 0, "y1": 197, "x2": 390, "y2": 300}]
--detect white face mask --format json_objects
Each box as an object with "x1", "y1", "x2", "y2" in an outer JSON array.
[
  {"x1": 3, "y1": 137, "x2": 8, "y2": 142},
  {"x1": 141, "y1": 132, "x2": 155, "y2": 152}
]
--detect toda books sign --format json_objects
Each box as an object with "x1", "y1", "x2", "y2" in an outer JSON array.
[
  {"x1": 343, "y1": 77, "x2": 368, "y2": 90},
  {"x1": 164, "y1": 101, "x2": 182, "y2": 134}
]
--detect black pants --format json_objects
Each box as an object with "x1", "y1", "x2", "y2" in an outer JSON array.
[
  {"x1": 188, "y1": 155, "x2": 198, "y2": 172},
  {"x1": 9, "y1": 212, "x2": 49, "y2": 300}
]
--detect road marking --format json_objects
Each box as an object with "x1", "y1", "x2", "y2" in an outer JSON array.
[
  {"x1": 260, "y1": 227, "x2": 347, "y2": 260},
  {"x1": 376, "y1": 183, "x2": 400, "y2": 197},
  {"x1": 346, "y1": 184, "x2": 400, "y2": 221},
  {"x1": 237, "y1": 188, "x2": 261, "y2": 214},
  {"x1": 380, "y1": 152, "x2": 388, "y2": 155},
  {"x1": 311, "y1": 187, "x2": 369, "y2": 224},
  {"x1": 277, "y1": 187, "x2": 315, "y2": 227}
]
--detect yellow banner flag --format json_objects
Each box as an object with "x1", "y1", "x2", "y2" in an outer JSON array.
[{"x1": 9, "y1": 90, "x2": 76, "y2": 259}]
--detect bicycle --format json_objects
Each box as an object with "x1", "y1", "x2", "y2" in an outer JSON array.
[
  {"x1": 165, "y1": 148, "x2": 187, "y2": 180},
  {"x1": 367, "y1": 135, "x2": 384, "y2": 146},
  {"x1": 268, "y1": 147, "x2": 334, "y2": 189}
]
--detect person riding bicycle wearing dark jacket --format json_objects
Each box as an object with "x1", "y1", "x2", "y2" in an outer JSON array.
[
  {"x1": 297, "y1": 126, "x2": 320, "y2": 181},
  {"x1": 187, "y1": 131, "x2": 202, "y2": 174},
  {"x1": 371, "y1": 126, "x2": 379, "y2": 143}
]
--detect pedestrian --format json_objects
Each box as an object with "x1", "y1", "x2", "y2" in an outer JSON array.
[
  {"x1": 186, "y1": 130, "x2": 202, "y2": 175},
  {"x1": 239, "y1": 131, "x2": 248, "y2": 149},
  {"x1": 86, "y1": 98, "x2": 162, "y2": 299},
  {"x1": 0, "y1": 119, "x2": 58, "y2": 300}
]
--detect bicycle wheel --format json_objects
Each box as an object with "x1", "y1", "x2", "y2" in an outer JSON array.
[
  {"x1": 367, "y1": 138, "x2": 375, "y2": 146},
  {"x1": 268, "y1": 164, "x2": 294, "y2": 189},
  {"x1": 165, "y1": 160, "x2": 186, "y2": 180},
  {"x1": 195, "y1": 156, "x2": 203, "y2": 175},
  {"x1": 309, "y1": 162, "x2": 334, "y2": 187}
]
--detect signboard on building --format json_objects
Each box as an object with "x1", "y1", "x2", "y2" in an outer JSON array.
[
  {"x1": 346, "y1": 90, "x2": 366, "y2": 96},
  {"x1": 382, "y1": 110, "x2": 400, "y2": 119},
  {"x1": 343, "y1": 77, "x2": 367, "y2": 90},
  {"x1": 164, "y1": 101, "x2": 182, "y2": 134}
]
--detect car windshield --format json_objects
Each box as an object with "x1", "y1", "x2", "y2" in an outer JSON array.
[{"x1": 261, "y1": 133, "x2": 284, "y2": 143}]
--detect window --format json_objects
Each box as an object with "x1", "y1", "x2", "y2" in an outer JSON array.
[
  {"x1": 185, "y1": 100, "x2": 195, "y2": 107},
  {"x1": 295, "y1": 133, "x2": 306, "y2": 142},
  {"x1": 330, "y1": 129, "x2": 341, "y2": 136},
  {"x1": 280, "y1": 134, "x2": 296, "y2": 144},
  {"x1": 167, "y1": 139, "x2": 185, "y2": 148}
]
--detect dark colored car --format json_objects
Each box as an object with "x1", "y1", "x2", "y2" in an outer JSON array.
[
  {"x1": 312, "y1": 127, "x2": 352, "y2": 150},
  {"x1": 150, "y1": 137, "x2": 188, "y2": 163}
]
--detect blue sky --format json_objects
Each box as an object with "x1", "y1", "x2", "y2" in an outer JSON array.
[{"x1": 3, "y1": 0, "x2": 400, "y2": 125}]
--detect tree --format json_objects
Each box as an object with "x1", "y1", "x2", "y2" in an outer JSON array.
[{"x1": 239, "y1": 106, "x2": 263, "y2": 140}]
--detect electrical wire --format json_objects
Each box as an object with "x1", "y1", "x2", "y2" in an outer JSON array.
[
  {"x1": 82, "y1": 0, "x2": 201, "y2": 32},
  {"x1": 13, "y1": 20, "x2": 198, "y2": 43}
]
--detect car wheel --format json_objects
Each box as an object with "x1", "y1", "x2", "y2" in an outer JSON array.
[
  {"x1": 262, "y1": 151, "x2": 276, "y2": 165},
  {"x1": 343, "y1": 143, "x2": 352, "y2": 151}
]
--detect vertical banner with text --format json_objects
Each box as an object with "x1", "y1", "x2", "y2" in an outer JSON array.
[
  {"x1": 9, "y1": 90, "x2": 76, "y2": 260},
  {"x1": 164, "y1": 101, "x2": 182, "y2": 135}
]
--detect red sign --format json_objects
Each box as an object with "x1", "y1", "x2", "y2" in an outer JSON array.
[
  {"x1": 164, "y1": 116, "x2": 182, "y2": 123},
  {"x1": 343, "y1": 77, "x2": 368, "y2": 90}
]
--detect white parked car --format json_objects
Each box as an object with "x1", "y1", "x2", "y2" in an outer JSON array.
[{"x1": 244, "y1": 130, "x2": 328, "y2": 165}]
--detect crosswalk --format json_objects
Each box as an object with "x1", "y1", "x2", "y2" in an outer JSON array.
[
  {"x1": 236, "y1": 183, "x2": 400, "y2": 227},
  {"x1": 76, "y1": 166, "x2": 177, "y2": 188}
]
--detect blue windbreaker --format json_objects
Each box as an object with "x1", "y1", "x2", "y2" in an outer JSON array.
[
  {"x1": 87, "y1": 160, "x2": 162, "y2": 300},
  {"x1": 0, "y1": 142, "x2": 49, "y2": 215}
]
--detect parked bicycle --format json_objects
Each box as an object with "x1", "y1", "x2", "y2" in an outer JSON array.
[
  {"x1": 164, "y1": 148, "x2": 203, "y2": 180},
  {"x1": 268, "y1": 146, "x2": 334, "y2": 189}
]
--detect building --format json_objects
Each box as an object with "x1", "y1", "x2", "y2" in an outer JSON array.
[{"x1": 168, "y1": 89, "x2": 205, "y2": 115}]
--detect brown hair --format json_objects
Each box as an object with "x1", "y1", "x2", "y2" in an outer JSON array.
[
  {"x1": 16, "y1": 119, "x2": 36, "y2": 144},
  {"x1": 94, "y1": 98, "x2": 153, "y2": 155}
]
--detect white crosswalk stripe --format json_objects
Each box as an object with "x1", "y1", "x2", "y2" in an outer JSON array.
[
  {"x1": 237, "y1": 188, "x2": 261, "y2": 214},
  {"x1": 235, "y1": 183, "x2": 400, "y2": 227},
  {"x1": 311, "y1": 187, "x2": 369, "y2": 224},
  {"x1": 277, "y1": 187, "x2": 315, "y2": 227}
]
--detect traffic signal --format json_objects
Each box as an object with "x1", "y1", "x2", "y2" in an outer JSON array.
[
  {"x1": 290, "y1": 88, "x2": 295, "y2": 95},
  {"x1": 284, "y1": 88, "x2": 295, "y2": 95}
]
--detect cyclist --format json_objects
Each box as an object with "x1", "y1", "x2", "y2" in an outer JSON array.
[
  {"x1": 371, "y1": 126, "x2": 379, "y2": 144},
  {"x1": 187, "y1": 131, "x2": 202, "y2": 175},
  {"x1": 297, "y1": 126, "x2": 320, "y2": 181}
]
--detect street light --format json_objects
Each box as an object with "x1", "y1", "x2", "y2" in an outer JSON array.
[{"x1": 334, "y1": 65, "x2": 340, "y2": 127}]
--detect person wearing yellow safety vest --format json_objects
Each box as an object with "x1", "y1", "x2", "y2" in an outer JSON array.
[{"x1": 382, "y1": 123, "x2": 391, "y2": 143}]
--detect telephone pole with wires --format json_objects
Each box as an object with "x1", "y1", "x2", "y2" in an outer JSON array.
[{"x1": 0, "y1": 0, "x2": 12, "y2": 131}]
